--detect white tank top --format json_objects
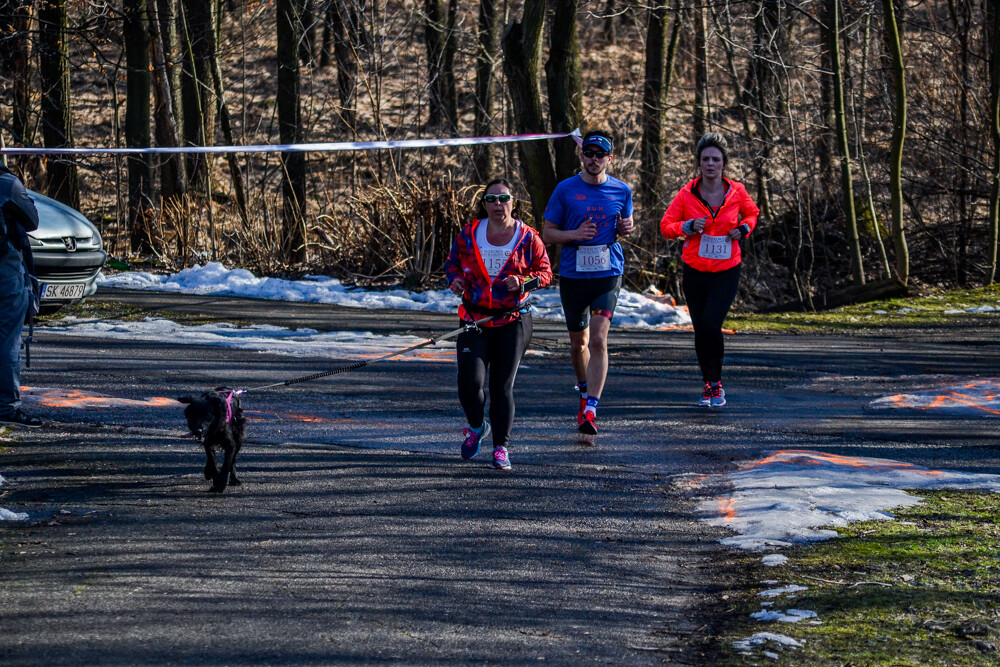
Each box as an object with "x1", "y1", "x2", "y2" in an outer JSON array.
[{"x1": 476, "y1": 219, "x2": 521, "y2": 280}]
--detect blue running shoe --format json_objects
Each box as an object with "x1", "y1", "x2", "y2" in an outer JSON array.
[
  {"x1": 492, "y1": 445, "x2": 512, "y2": 470},
  {"x1": 698, "y1": 383, "x2": 712, "y2": 407},
  {"x1": 461, "y1": 421, "x2": 490, "y2": 459},
  {"x1": 709, "y1": 382, "x2": 726, "y2": 408}
]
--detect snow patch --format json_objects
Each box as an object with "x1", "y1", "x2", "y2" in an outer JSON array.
[
  {"x1": 732, "y1": 632, "x2": 804, "y2": 651},
  {"x1": 692, "y1": 450, "x2": 1000, "y2": 551},
  {"x1": 99, "y1": 262, "x2": 691, "y2": 330},
  {"x1": 751, "y1": 609, "x2": 818, "y2": 623}
]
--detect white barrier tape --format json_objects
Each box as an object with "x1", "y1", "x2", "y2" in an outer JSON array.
[{"x1": 0, "y1": 129, "x2": 582, "y2": 156}]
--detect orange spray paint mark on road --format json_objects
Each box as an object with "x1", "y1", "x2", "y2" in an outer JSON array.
[
  {"x1": 21, "y1": 386, "x2": 177, "y2": 409},
  {"x1": 741, "y1": 450, "x2": 945, "y2": 476},
  {"x1": 717, "y1": 496, "x2": 737, "y2": 522},
  {"x1": 877, "y1": 379, "x2": 1000, "y2": 415}
]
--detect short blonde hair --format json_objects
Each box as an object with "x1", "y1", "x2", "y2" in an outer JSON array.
[{"x1": 695, "y1": 132, "x2": 730, "y2": 167}]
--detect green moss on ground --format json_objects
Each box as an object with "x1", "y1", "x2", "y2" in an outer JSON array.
[
  {"x1": 727, "y1": 284, "x2": 1000, "y2": 333},
  {"x1": 715, "y1": 491, "x2": 1000, "y2": 665}
]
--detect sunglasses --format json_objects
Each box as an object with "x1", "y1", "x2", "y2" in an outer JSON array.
[
  {"x1": 484, "y1": 193, "x2": 513, "y2": 204},
  {"x1": 582, "y1": 150, "x2": 609, "y2": 159}
]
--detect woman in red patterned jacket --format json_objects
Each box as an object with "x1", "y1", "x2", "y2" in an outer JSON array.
[
  {"x1": 660, "y1": 133, "x2": 759, "y2": 408},
  {"x1": 444, "y1": 178, "x2": 552, "y2": 470}
]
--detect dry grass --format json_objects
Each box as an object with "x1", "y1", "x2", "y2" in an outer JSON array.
[{"x1": 2, "y1": 1, "x2": 993, "y2": 297}]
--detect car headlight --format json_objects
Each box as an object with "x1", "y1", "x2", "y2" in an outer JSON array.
[{"x1": 28, "y1": 235, "x2": 42, "y2": 247}]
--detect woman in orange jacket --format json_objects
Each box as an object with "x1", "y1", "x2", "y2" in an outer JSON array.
[{"x1": 660, "y1": 133, "x2": 759, "y2": 407}]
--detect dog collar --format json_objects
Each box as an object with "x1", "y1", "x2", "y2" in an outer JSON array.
[{"x1": 221, "y1": 389, "x2": 245, "y2": 423}]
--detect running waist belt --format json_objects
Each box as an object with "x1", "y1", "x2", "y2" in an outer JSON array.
[{"x1": 462, "y1": 299, "x2": 531, "y2": 317}]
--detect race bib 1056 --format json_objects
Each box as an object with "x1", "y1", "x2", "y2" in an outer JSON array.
[{"x1": 575, "y1": 245, "x2": 612, "y2": 272}]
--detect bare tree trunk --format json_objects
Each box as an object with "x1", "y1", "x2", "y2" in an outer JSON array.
[
  {"x1": 603, "y1": 0, "x2": 616, "y2": 45},
  {"x1": 473, "y1": 0, "x2": 500, "y2": 178},
  {"x1": 747, "y1": 0, "x2": 785, "y2": 225},
  {"x1": 209, "y1": 46, "x2": 248, "y2": 226},
  {"x1": 125, "y1": 0, "x2": 155, "y2": 254},
  {"x1": 179, "y1": 0, "x2": 217, "y2": 188},
  {"x1": 829, "y1": 0, "x2": 864, "y2": 284},
  {"x1": 947, "y1": 0, "x2": 972, "y2": 285},
  {"x1": 853, "y1": 10, "x2": 890, "y2": 278},
  {"x1": 692, "y1": 3, "x2": 708, "y2": 139},
  {"x1": 278, "y1": 0, "x2": 307, "y2": 263},
  {"x1": 545, "y1": 0, "x2": 583, "y2": 181},
  {"x1": 882, "y1": 0, "x2": 908, "y2": 284},
  {"x1": 38, "y1": 0, "x2": 79, "y2": 208},
  {"x1": 817, "y1": 0, "x2": 837, "y2": 194},
  {"x1": 328, "y1": 0, "x2": 361, "y2": 133},
  {"x1": 501, "y1": 0, "x2": 556, "y2": 226},
  {"x1": 300, "y1": 0, "x2": 316, "y2": 66},
  {"x1": 423, "y1": 0, "x2": 457, "y2": 129},
  {"x1": 0, "y1": 1, "x2": 33, "y2": 146},
  {"x1": 640, "y1": 0, "x2": 681, "y2": 208},
  {"x1": 989, "y1": 0, "x2": 1000, "y2": 283},
  {"x1": 148, "y1": 0, "x2": 187, "y2": 203}
]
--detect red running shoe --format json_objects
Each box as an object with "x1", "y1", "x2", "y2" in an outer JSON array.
[{"x1": 578, "y1": 411, "x2": 597, "y2": 436}]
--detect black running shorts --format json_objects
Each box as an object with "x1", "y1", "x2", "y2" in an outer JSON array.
[{"x1": 558, "y1": 275, "x2": 622, "y2": 332}]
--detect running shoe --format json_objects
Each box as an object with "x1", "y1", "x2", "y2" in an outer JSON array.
[
  {"x1": 698, "y1": 383, "x2": 712, "y2": 407},
  {"x1": 461, "y1": 421, "x2": 491, "y2": 460},
  {"x1": 0, "y1": 409, "x2": 42, "y2": 428},
  {"x1": 578, "y1": 411, "x2": 598, "y2": 436},
  {"x1": 493, "y1": 445, "x2": 512, "y2": 470},
  {"x1": 576, "y1": 397, "x2": 587, "y2": 426},
  {"x1": 709, "y1": 382, "x2": 726, "y2": 408}
]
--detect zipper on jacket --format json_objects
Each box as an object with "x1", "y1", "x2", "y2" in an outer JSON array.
[{"x1": 691, "y1": 178, "x2": 733, "y2": 222}]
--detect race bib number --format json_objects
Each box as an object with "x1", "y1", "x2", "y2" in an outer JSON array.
[
  {"x1": 575, "y1": 245, "x2": 611, "y2": 273},
  {"x1": 698, "y1": 234, "x2": 732, "y2": 260}
]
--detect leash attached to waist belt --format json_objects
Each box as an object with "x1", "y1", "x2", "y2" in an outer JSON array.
[{"x1": 240, "y1": 300, "x2": 533, "y2": 394}]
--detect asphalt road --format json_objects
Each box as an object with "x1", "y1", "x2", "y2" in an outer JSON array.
[{"x1": 1, "y1": 288, "x2": 998, "y2": 665}]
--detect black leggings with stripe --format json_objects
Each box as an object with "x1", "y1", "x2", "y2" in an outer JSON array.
[
  {"x1": 683, "y1": 263, "x2": 740, "y2": 383},
  {"x1": 456, "y1": 313, "x2": 532, "y2": 448}
]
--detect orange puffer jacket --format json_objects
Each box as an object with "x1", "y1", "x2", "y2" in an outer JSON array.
[{"x1": 660, "y1": 178, "x2": 760, "y2": 272}]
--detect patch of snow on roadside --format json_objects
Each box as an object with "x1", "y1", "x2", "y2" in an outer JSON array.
[
  {"x1": 0, "y1": 474, "x2": 26, "y2": 520},
  {"x1": 758, "y1": 585, "x2": 808, "y2": 598},
  {"x1": 870, "y1": 378, "x2": 1000, "y2": 415},
  {"x1": 733, "y1": 632, "x2": 804, "y2": 651},
  {"x1": 99, "y1": 262, "x2": 691, "y2": 330},
  {"x1": 751, "y1": 609, "x2": 818, "y2": 623},
  {"x1": 692, "y1": 449, "x2": 1000, "y2": 551},
  {"x1": 762, "y1": 554, "x2": 788, "y2": 566},
  {"x1": 39, "y1": 318, "x2": 461, "y2": 362}
]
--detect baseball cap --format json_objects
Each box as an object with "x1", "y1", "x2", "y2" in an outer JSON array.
[{"x1": 582, "y1": 134, "x2": 612, "y2": 153}]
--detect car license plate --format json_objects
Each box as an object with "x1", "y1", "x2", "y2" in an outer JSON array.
[{"x1": 41, "y1": 283, "x2": 86, "y2": 300}]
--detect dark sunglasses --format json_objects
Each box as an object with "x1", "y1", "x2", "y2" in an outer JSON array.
[
  {"x1": 582, "y1": 149, "x2": 609, "y2": 159},
  {"x1": 484, "y1": 193, "x2": 513, "y2": 204}
]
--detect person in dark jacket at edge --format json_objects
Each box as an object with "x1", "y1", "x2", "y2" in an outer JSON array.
[{"x1": 0, "y1": 163, "x2": 42, "y2": 428}]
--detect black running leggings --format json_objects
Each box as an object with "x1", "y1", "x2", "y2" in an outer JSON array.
[
  {"x1": 682, "y1": 263, "x2": 740, "y2": 383},
  {"x1": 456, "y1": 313, "x2": 532, "y2": 448}
]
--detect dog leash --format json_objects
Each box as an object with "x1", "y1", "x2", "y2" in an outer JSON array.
[{"x1": 238, "y1": 300, "x2": 534, "y2": 394}]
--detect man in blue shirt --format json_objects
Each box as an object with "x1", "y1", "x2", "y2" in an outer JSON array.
[{"x1": 542, "y1": 131, "x2": 634, "y2": 436}]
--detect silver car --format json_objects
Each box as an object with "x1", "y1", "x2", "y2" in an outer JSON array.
[{"x1": 26, "y1": 191, "x2": 107, "y2": 314}]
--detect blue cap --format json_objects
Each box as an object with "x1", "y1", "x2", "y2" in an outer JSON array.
[{"x1": 582, "y1": 134, "x2": 612, "y2": 153}]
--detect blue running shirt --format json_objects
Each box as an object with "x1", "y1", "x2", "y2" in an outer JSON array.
[{"x1": 543, "y1": 174, "x2": 634, "y2": 279}]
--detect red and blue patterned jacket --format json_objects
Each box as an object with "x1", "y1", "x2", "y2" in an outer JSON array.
[{"x1": 444, "y1": 218, "x2": 553, "y2": 327}]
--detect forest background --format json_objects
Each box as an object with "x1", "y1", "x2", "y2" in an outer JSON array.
[{"x1": 1, "y1": 0, "x2": 998, "y2": 311}]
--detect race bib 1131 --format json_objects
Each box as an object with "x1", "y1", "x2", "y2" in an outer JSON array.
[{"x1": 698, "y1": 234, "x2": 732, "y2": 260}]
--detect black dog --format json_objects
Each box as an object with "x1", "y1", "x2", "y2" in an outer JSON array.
[{"x1": 178, "y1": 388, "x2": 246, "y2": 493}]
